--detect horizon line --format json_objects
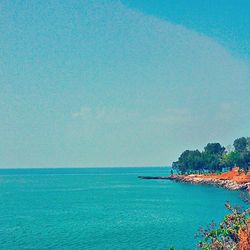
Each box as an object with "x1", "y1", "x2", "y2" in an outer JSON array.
[{"x1": 0, "y1": 165, "x2": 171, "y2": 170}]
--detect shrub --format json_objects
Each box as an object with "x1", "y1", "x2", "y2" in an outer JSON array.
[{"x1": 197, "y1": 203, "x2": 250, "y2": 250}]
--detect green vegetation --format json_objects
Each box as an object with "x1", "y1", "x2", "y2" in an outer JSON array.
[
  {"x1": 169, "y1": 202, "x2": 250, "y2": 250},
  {"x1": 197, "y1": 203, "x2": 250, "y2": 250},
  {"x1": 172, "y1": 137, "x2": 250, "y2": 174}
]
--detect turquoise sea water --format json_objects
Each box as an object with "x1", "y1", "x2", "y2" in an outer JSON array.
[{"x1": 0, "y1": 167, "x2": 246, "y2": 249}]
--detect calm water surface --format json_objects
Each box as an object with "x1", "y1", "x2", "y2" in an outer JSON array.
[{"x1": 0, "y1": 167, "x2": 246, "y2": 249}]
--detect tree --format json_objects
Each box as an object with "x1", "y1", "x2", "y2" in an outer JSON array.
[
  {"x1": 204, "y1": 143, "x2": 225, "y2": 155},
  {"x1": 174, "y1": 150, "x2": 192, "y2": 174},
  {"x1": 243, "y1": 151, "x2": 250, "y2": 166},
  {"x1": 172, "y1": 137, "x2": 250, "y2": 175},
  {"x1": 203, "y1": 143, "x2": 225, "y2": 173},
  {"x1": 233, "y1": 137, "x2": 250, "y2": 173},
  {"x1": 233, "y1": 137, "x2": 247, "y2": 153},
  {"x1": 187, "y1": 150, "x2": 204, "y2": 173},
  {"x1": 247, "y1": 137, "x2": 250, "y2": 151},
  {"x1": 202, "y1": 152, "x2": 222, "y2": 172},
  {"x1": 240, "y1": 151, "x2": 250, "y2": 174},
  {"x1": 220, "y1": 151, "x2": 242, "y2": 169},
  {"x1": 172, "y1": 150, "x2": 204, "y2": 174}
]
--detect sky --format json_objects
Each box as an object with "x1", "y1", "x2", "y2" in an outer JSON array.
[{"x1": 0, "y1": 0, "x2": 250, "y2": 168}]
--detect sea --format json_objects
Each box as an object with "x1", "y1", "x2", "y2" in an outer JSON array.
[{"x1": 0, "y1": 167, "x2": 247, "y2": 249}]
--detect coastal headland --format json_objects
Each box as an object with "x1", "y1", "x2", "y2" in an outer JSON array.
[{"x1": 139, "y1": 167, "x2": 250, "y2": 192}]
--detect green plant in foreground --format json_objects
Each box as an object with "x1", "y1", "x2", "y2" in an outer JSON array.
[{"x1": 196, "y1": 203, "x2": 250, "y2": 250}]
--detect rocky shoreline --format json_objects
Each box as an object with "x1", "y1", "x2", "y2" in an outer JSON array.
[
  {"x1": 138, "y1": 171, "x2": 250, "y2": 192},
  {"x1": 167, "y1": 174, "x2": 250, "y2": 191}
]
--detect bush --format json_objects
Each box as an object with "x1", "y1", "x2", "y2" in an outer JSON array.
[{"x1": 197, "y1": 203, "x2": 250, "y2": 250}]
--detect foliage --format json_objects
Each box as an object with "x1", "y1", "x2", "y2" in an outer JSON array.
[
  {"x1": 221, "y1": 151, "x2": 242, "y2": 170},
  {"x1": 204, "y1": 143, "x2": 225, "y2": 155},
  {"x1": 234, "y1": 137, "x2": 248, "y2": 153},
  {"x1": 172, "y1": 150, "x2": 204, "y2": 174},
  {"x1": 231, "y1": 137, "x2": 250, "y2": 173},
  {"x1": 197, "y1": 203, "x2": 250, "y2": 250},
  {"x1": 172, "y1": 137, "x2": 250, "y2": 174}
]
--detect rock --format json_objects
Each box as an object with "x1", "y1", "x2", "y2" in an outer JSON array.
[{"x1": 139, "y1": 173, "x2": 250, "y2": 193}]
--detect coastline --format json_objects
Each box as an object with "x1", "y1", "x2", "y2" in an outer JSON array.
[
  {"x1": 139, "y1": 167, "x2": 250, "y2": 192},
  {"x1": 167, "y1": 174, "x2": 250, "y2": 191}
]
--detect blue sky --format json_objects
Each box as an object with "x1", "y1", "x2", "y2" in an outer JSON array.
[
  {"x1": 0, "y1": 0, "x2": 250, "y2": 168},
  {"x1": 123, "y1": 0, "x2": 250, "y2": 58}
]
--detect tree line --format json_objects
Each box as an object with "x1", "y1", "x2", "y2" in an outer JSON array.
[{"x1": 172, "y1": 137, "x2": 250, "y2": 174}]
